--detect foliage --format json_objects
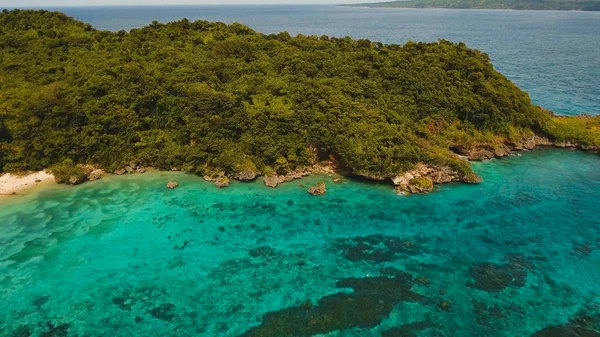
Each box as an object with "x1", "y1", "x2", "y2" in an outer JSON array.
[
  {"x1": 49, "y1": 159, "x2": 87, "y2": 184},
  {"x1": 345, "y1": 0, "x2": 600, "y2": 10},
  {"x1": 410, "y1": 177, "x2": 434, "y2": 190},
  {"x1": 0, "y1": 10, "x2": 596, "y2": 180},
  {"x1": 543, "y1": 115, "x2": 600, "y2": 146}
]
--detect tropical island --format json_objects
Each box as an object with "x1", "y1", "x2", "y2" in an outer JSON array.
[
  {"x1": 342, "y1": 0, "x2": 600, "y2": 11},
  {"x1": 0, "y1": 9, "x2": 598, "y2": 195}
]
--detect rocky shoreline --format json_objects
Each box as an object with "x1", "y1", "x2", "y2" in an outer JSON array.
[
  {"x1": 1, "y1": 139, "x2": 596, "y2": 198},
  {"x1": 452, "y1": 135, "x2": 599, "y2": 162}
]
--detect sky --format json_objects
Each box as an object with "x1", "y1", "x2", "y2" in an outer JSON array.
[{"x1": 0, "y1": 0, "x2": 382, "y2": 6}]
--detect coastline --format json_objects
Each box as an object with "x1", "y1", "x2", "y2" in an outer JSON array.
[
  {"x1": 0, "y1": 171, "x2": 55, "y2": 198},
  {"x1": 0, "y1": 143, "x2": 596, "y2": 200}
]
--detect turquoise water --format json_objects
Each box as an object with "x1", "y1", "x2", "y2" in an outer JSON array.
[
  {"x1": 26, "y1": 5, "x2": 600, "y2": 116},
  {"x1": 0, "y1": 148, "x2": 599, "y2": 336}
]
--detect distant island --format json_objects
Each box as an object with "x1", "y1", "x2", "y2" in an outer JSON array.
[
  {"x1": 342, "y1": 0, "x2": 600, "y2": 11},
  {"x1": 0, "y1": 10, "x2": 598, "y2": 194}
]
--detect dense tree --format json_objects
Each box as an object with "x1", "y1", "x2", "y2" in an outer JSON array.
[{"x1": 0, "y1": 10, "x2": 597, "y2": 179}]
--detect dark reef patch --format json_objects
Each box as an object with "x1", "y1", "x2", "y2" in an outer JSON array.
[
  {"x1": 471, "y1": 300, "x2": 506, "y2": 327},
  {"x1": 532, "y1": 315, "x2": 600, "y2": 337},
  {"x1": 249, "y1": 246, "x2": 277, "y2": 258},
  {"x1": 174, "y1": 240, "x2": 191, "y2": 250},
  {"x1": 32, "y1": 296, "x2": 50, "y2": 308},
  {"x1": 150, "y1": 303, "x2": 176, "y2": 322},
  {"x1": 112, "y1": 296, "x2": 133, "y2": 311},
  {"x1": 40, "y1": 323, "x2": 69, "y2": 337},
  {"x1": 572, "y1": 242, "x2": 593, "y2": 257},
  {"x1": 467, "y1": 255, "x2": 531, "y2": 292},
  {"x1": 110, "y1": 286, "x2": 167, "y2": 313},
  {"x1": 11, "y1": 325, "x2": 31, "y2": 337},
  {"x1": 382, "y1": 320, "x2": 436, "y2": 337},
  {"x1": 239, "y1": 268, "x2": 427, "y2": 336},
  {"x1": 336, "y1": 235, "x2": 421, "y2": 263}
]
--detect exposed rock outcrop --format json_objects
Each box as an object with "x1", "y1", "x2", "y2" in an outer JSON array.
[
  {"x1": 68, "y1": 175, "x2": 85, "y2": 185},
  {"x1": 453, "y1": 144, "x2": 510, "y2": 161},
  {"x1": 59, "y1": 164, "x2": 94, "y2": 186},
  {"x1": 88, "y1": 169, "x2": 105, "y2": 181},
  {"x1": 203, "y1": 172, "x2": 230, "y2": 188},
  {"x1": 263, "y1": 175, "x2": 280, "y2": 188},
  {"x1": 167, "y1": 181, "x2": 179, "y2": 189},
  {"x1": 308, "y1": 182, "x2": 327, "y2": 196},
  {"x1": 215, "y1": 176, "x2": 230, "y2": 188},
  {"x1": 468, "y1": 148, "x2": 496, "y2": 161},
  {"x1": 232, "y1": 170, "x2": 258, "y2": 181},
  {"x1": 392, "y1": 162, "x2": 477, "y2": 195},
  {"x1": 232, "y1": 158, "x2": 260, "y2": 181},
  {"x1": 453, "y1": 134, "x2": 598, "y2": 161},
  {"x1": 112, "y1": 163, "x2": 150, "y2": 175},
  {"x1": 262, "y1": 162, "x2": 335, "y2": 188}
]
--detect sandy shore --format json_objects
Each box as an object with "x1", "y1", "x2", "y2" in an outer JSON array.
[{"x1": 0, "y1": 171, "x2": 56, "y2": 196}]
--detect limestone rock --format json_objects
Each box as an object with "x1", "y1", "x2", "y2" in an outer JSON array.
[
  {"x1": 554, "y1": 141, "x2": 577, "y2": 148},
  {"x1": 581, "y1": 145, "x2": 600, "y2": 152},
  {"x1": 68, "y1": 175, "x2": 85, "y2": 185},
  {"x1": 215, "y1": 176, "x2": 230, "y2": 188},
  {"x1": 264, "y1": 175, "x2": 279, "y2": 188},
  {"x1": 468, "y1": 148, "x2": 495, "y2": 161},
  {"x1": 167, "y1": 181, "x2": 179, "y2": 189},
  {"x1": 354, "y1": 170, "x2": 387, "y2": 181},
  {"x1": 114, "y1": 168, "x2": 126, "y2": 175},
  {"x1": 88, "y1": 169, "x2": 105, "y2": 181},
  {"x1": 308, "y1": 182, "x2": 326, "y2": 196},
  {"x1": 263, "y1": 167, "x2": 315, "y2": 188},
  {"x1": 232, "y1": 170, "x2": 258, "y2": 181},
  {"x1": 492, "y1": 144, "x2": 512, "y2": 157},
  {"x1": 392, "y1": 172, "x2": 414, "y2": 186},
  {"x1": 427, "y1": 166, "x2": 457, "y2": 184},
  {"x1": 534, "y1": 136, "x2": 553, "y2": 146},
  {"x1": 461, "y1": 173, "x2": 483, "y2": 184}
]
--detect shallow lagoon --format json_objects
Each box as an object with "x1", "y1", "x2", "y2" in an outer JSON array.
[{"x1": 0, "y1": 148, "x2": 599, "y2": 336}]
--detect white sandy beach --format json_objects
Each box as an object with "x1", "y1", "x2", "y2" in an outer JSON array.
[{"x1": 0, "y1": 171, "x2": 55, "y2": 196}]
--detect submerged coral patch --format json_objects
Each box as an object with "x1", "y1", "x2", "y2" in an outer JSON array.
[
  {"x1": 240, "y1": 269, "x2": 426, "y2": 336},
  {"x1": 532, "y1": 315, "x2": 600, "y2": 337},
  {"x1": 467, "y1": 255, "x2": 531, "y2": 292},
  {"x1": 248, "y1": 246, "x2": 277, "y2": 258},
  {"x1": 381, "y1": 320, "x2": 437, "y2": 337},
  {"x1": 336, "y1": 235, "x2": 421, "y2": 263},
  {"x1": 40, "y1": 323, "x2": 69, "y2": 337},
  {"x1": 149, "y1": 303, "x2": 176, "y2": 322},
  {"x1": 11, "y1": 325, "x2": 31, "y2": 337}
]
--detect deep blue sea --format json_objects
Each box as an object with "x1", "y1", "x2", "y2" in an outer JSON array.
[{"x1": 0, "y1": 5, "x2": 599, "y2": 337}]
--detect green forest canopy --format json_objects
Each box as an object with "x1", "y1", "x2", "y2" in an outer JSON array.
[{"x1": 0, "y1": 9, "x2": 597, "y2": 181}]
